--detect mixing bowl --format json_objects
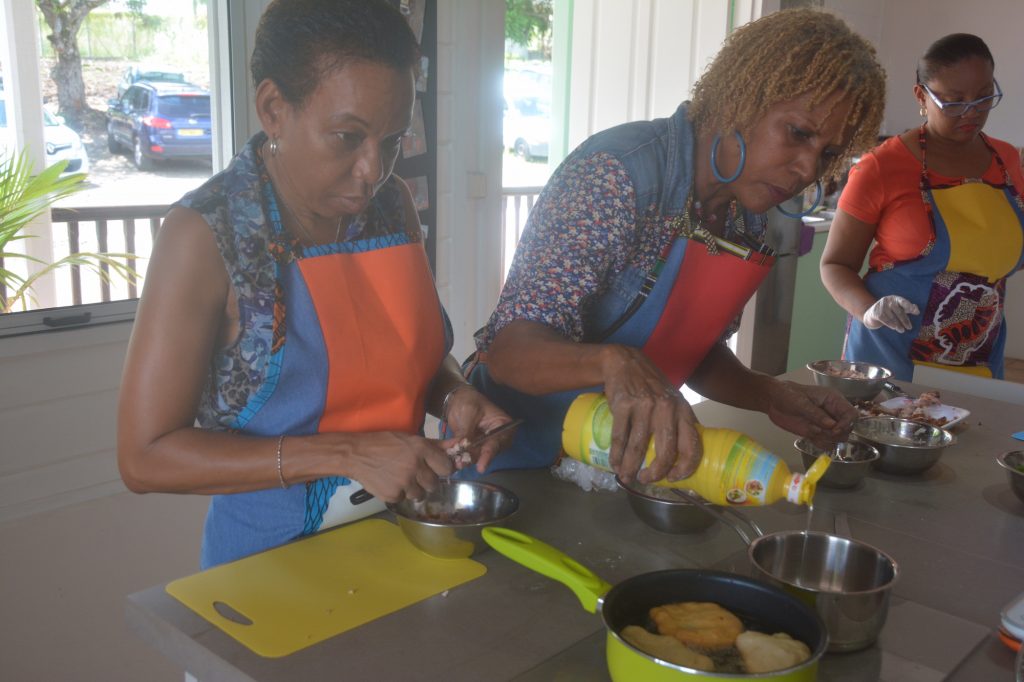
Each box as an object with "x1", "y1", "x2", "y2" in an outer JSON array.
[
  {"x1": 997, "y1": 451, "x2": 1024, "y2": 504},
  {"x1": 794, "y1": 438, "x2": 880, "y2": 489},
  {"x1": 615, "y1": 477, "x2": 717, "y2": 534},
  {"x1": 852, "y1": 416, "x2": 955, "y2": 475},
  {"x1": 806, "y1": 360, "x2": 892, "y2": 402},
  {"x1": 387, "y1": 479, "x2": 519, "y2": 558},
  {"x1": 749, "y1": 530, "x2": 898, "y2": 652}
]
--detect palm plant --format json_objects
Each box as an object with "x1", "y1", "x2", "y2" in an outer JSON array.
[{"x1": 0, "y1": 150, "x2": 136, "y2": 313}]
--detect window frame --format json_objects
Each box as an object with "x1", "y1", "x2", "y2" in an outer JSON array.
[{"x1": 0, "y1": 0, "x2": 237, "y2": 339}]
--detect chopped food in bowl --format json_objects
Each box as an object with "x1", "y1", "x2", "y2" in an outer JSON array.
[{"x1": 806, "y1": 360, "x2": 892, "y2": 402}]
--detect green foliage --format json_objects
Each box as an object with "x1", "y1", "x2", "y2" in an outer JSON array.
[
  {"x1": 506, "y1": 0, "x2": 552, "y2": 48},
  {"x1": 0, "y1": 151, "x2": 136, "y2": 313}
]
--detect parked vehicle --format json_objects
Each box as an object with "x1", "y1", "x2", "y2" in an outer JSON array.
[
  {"x1": 0, "y1": 97, "x2": 90, "y2": 176},
  {"x1": 107, "y1": 81, "x2": 212, "y2": 170},
  {"x1": 116, "y1": 64, "x2": 188, "y2": 99},
  {"x1": 503, "y1": 95, "x2": 551, "y2": 161}
]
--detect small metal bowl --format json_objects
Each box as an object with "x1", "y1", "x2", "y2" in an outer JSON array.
[
  {"x1": 996, "y1": 451, "x2": 1024, "y2": 504},
  {"x1": 852, "y1": 416, "x2": 955, "y2": 475},
  {"x1": 387, "y1": 480, "x2": 519, "y2": 559},
  {"x1": 615, "y1": 476, "x2": 716, "y2": 534},
  {"x1": 794, "y1": 438, "x2": 880, "y2": 489},
  {"x1": 806, "y1": 360, "x2": 893, "y2": 402}
]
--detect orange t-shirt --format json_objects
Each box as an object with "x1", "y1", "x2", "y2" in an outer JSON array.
[{"x1": 838, "y1": 134, "x2": 1024, "y2": 270}]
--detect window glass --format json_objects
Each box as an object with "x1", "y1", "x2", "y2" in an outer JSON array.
[
  {"x1": 156, "y1": 95, "x2": 211, "y2": 117},
  {"x1": 0, "y1": 2, "x2": 216, "y2": 334}
]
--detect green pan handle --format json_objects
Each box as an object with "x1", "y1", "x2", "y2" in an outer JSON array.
[{"x1": 482, "y1": 527, "x2": 612, "y2": 613}]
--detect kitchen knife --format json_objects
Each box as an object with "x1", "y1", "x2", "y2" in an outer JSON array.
[{"x1": 349, "y1": 419, "x2": 524, "y2": 505}]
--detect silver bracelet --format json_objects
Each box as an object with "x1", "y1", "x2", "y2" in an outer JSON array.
[
  {"x1": 441, "y1": 383, "x2": 471, "y2": 424},
  {"x1": 275, "y1": 434, "x2": 288, "y2": 489}
]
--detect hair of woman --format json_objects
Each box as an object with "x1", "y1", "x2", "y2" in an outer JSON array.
[
  {"x1": 916, "y1": 33, "x2": 994, "y2": 84},
  {"x1": 251, "y1": 0, "x2": 420, "y2": 107},
  {"x1": 689, "y1": 8, "x2": 886, "y2": 180}
]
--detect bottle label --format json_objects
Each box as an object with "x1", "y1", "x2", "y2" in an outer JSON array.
[{"x1": 719, "y1": 442, "x2": 777, "y2": 505}]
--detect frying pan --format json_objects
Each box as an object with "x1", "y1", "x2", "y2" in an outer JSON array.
[{"x1": 482, "y1": 527, "x2": 827, "y2": 681}]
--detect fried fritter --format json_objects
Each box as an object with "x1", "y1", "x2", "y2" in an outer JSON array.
[
  {"x1": 620, "y1": 626, "x2": 715, "y2": 671},
  {"x1": 650, "y1": 601, "x2": 744, "y2": 650},
  {"x1": 735, "y1": 630, "x2": 811, "y2": 673}
]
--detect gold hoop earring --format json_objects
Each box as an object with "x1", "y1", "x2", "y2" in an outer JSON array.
[
  {"x1": 919, "y1": 106, "x2": 926, "y2": 117},
  {"x1": 269, "y1": 137, "x2": 279, "y2": 156}
]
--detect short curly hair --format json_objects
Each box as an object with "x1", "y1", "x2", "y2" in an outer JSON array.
[{"x1": 689, "y1": 8, "x2": 886, "y2": 180}]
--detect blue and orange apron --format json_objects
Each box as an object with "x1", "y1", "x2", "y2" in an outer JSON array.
[
  {"x1": 845, "y1": 130, "x2": 1024, "y2": 381},
  {"x1": 466, "y1": 230, "x2": 774, "y2": 472},
  {"x1": 201, "y1": 183, "x2": 445, "y2": 568}
]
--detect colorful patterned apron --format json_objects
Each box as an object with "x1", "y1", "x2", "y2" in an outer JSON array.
[
  {"x1": 201, "y1": 184, "x2": 445, "y2": 568},
  {"x1": 845, "y1": 131, "x2": 1024, "y2": 381},
  {"x1": 466, "y1": 232, "x2": 774, "y2": 471}
]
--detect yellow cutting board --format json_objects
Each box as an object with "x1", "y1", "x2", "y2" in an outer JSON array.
[{"x1": 166, "y1": 518, "x2": 486, "y2": 657}]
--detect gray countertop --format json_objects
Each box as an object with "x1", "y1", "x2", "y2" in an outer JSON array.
[{"x1": 126, "y1": 368, "x2": 1024, "y2": 681}]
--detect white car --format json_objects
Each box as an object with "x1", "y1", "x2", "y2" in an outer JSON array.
[{"x1": 0, "y1": 98, "x2": 90, "y2": 176}]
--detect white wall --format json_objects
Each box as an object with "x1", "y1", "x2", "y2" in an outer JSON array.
[
  {"x1": 565, "y1": 0, "x2": 731, "y2": 150},
  {"x1": 435, "y1": 0, "x2": 506, "y2": 363}
]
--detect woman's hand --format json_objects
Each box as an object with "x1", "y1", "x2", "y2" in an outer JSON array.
[
  {"x1": 344, "y1": 432, "x2": 455, "y2": 503},
  {"x1": 764, "y1": 380, "x2": 857, "y2": 447},
  {"x1": 862, "y1": 295, "x2": 920, "y2": 332},
  {"x1": 601, "y1": 345, "x2": 702, "y2": 485},
  {"x1": 443, "y1": 385, "x2": 517, "y2": 474}
]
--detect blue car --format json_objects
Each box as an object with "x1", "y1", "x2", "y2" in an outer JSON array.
[{"x1": 106, "y1": 81, "x2": 212, "y2": 170}]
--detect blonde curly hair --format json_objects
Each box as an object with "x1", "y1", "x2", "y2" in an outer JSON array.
[{"x1": 689, "y1": 8, "x2": 886, "y2": 180}]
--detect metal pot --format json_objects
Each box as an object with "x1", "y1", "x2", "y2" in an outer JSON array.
[
  {"x1": 483, "y1": 527, "x2": 827, "y2": 681},
  {"x1": 671, "y1": 491, "x2": 898, "y2": 652}
]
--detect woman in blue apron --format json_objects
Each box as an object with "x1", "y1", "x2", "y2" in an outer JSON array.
[
  {"x1": 466, "y1": 10, "x2": 885, "y2": 484},
  {"x1": 117, "y1": 0, "x2": 512, "y2": 569},
  {"x1": 823, "y1": 33, "x2": 1024, "y2": 382}
]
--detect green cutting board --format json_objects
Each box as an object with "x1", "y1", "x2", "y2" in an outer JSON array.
[{"x1": 166, "y1": 518, "x2": 486, "y2": 657}]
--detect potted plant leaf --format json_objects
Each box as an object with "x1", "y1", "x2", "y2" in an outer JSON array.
[{"x1": 0, "y1": 150, "x2": 136, "y2": 313}]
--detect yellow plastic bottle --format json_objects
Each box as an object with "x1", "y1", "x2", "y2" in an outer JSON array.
[{"x1": 561, "y1": 393, "x2": 829, "y2": 507}]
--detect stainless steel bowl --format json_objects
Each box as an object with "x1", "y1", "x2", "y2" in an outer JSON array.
[
  {"x1": 997, "y1": 451, "x2": 1024, "y2": 504},
  {"x1": 749, "y1": 530, "x2": 899, "y2": 652},
  {"x1": 387, "y1": 480, "x2": 519, "y2": 559},
  {"x1": 794, "y1": 438, "x2": 880, "y2": 489},
  {"x1": 852, "y1": 416, "x2": 955, "y2": 475},
  {"x1": 806, "y1": 360, "x2": 893, "y2": 402},
  {"x1": 615, "y1": 477, "x2": 716, "y2": 534}
]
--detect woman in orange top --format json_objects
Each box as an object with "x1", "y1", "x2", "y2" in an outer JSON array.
[{"x1": 822, "y1": 33, "x2": 1024, "y2": 381}]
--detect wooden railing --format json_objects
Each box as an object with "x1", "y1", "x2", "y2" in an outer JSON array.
[
  {"x1": 51, "y1": 204, "x2": 168, "y2": 305},
  {"x1": 500, "y1": 186, "x2": 543, "y2": 280},
  {"x1": 4, "y1": 188, "x2": 541, "y2": 309}
]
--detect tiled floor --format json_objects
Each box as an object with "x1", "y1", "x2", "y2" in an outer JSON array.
[{"x1": 1006, "y1": 357, "x2": 1024, "y2": 384}]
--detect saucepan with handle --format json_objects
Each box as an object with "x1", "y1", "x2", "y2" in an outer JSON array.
[
  {"x1": 482, "y1": 527, "x2": 827, "y2": 681},
  {"x1": 673, "y1": 490, "x2": 898, "y2": 653}
]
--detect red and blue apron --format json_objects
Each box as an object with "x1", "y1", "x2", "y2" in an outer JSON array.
[
  {"x1": 466, "y1": 230, "x2": 773, "y2": 471},
  {"x1": 201, "y1": 184, "x2": 446, "y2": 568},
  {"x1": 845, "y1": 130, "x2": 1024, "y2": 381}
]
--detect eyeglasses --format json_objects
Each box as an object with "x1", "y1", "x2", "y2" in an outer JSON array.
[{"x1": 920, "y1": 80, "x2": 1002, "y2": 117}]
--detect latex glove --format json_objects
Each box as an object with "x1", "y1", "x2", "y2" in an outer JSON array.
[{"x1": 862, "y1": 295, "x2": 919, "y2": 332}]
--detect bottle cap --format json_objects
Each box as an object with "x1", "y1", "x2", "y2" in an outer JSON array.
[{"x1": 789, "y1": 454, "x2": 831, "y2": 505}]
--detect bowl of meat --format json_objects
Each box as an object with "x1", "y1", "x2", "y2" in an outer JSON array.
[
  {"x1": 996, "y1": 451, "x2": 1024, "y2": 505},
  {"x1": 852, "y1": 416, "x2": 955, "y2": 475},
  {"x1": 794, "y1": 438, "x2": 880, "y2": 489},
  {"x1": 615, "y1": 476, "x2": 718, "y2": 534},
  {"x1": 387, "y1": 479, "x2": 519, "y2": 559},
  {"x1": 806, "y1": 360, "x2": 893, "y2": 403}
]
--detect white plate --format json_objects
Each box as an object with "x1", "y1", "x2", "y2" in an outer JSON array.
[{"x1": 878, "y1": 397, "x2": 970, "y2": 428}]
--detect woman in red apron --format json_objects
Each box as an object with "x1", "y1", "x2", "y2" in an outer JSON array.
[
  {"x1": 467, "y1": 10, "x2": 884, "y2": 484},
  {"x1": 117, "y1": 0, "x2": 511, "y2": 568},
  {"x1": 823, "y1": 33, "x2": 1024, "y2": 382}
]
